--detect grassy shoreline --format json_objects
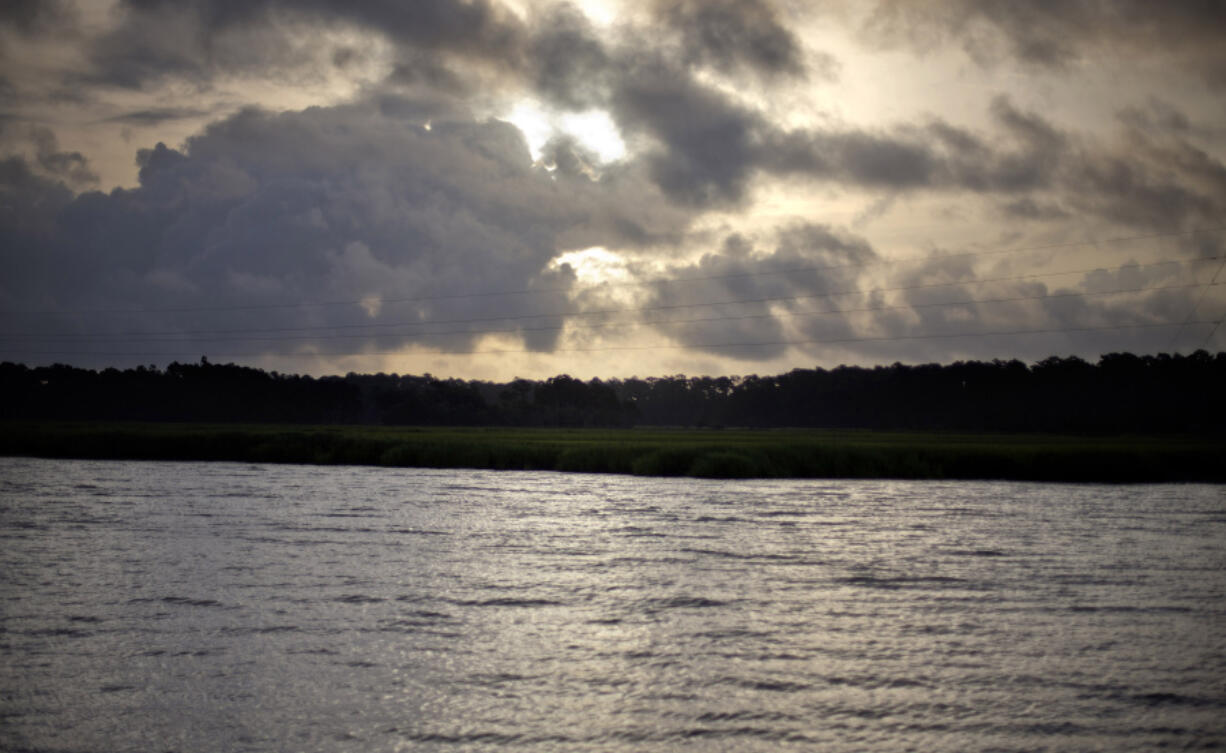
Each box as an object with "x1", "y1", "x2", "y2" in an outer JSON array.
[{"x1": 2, "y1": 422, "x2": 1223, "y2": 483}]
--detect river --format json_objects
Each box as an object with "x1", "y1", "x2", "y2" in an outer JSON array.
[{"x1": 1, "y1": 457, "x2": 1224, "y2": 752}]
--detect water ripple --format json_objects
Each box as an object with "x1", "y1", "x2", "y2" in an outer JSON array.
[{"x1": 1, "y1": 459, "x2": 1223, "y2": 753}]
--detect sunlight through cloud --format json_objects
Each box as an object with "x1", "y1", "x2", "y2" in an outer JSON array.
[
  {"x1": 503, "y1": 100, "x2": 626, "y2": 164},
  {"x1": 550, "y1": 246, "x2": 633, "y2": 285}
]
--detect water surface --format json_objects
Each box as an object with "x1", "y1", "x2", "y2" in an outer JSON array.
[{"x1": 2, "y1": 458, "x2": 1224, "y2": 751}]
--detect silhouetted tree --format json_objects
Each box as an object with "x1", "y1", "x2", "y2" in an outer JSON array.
[{"x1": 2, "y1": 351, "x2": 1223, "y2": 433}]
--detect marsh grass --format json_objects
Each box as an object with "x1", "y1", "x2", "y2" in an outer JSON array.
[{"x1": 2, "y1": 422, "x2": 1222, "y2": 482}]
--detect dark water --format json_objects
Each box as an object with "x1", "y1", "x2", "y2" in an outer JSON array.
[{"x1": 1, "y1": 458, "x2": 1224, "y2": 752}]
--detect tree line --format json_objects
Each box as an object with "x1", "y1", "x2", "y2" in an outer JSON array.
[{"x1": 2, "y1": 351, "x2": 1223, "y2": 433}]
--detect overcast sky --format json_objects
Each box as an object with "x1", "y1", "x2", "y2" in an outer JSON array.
[{"x1": 2, "y1": 0, "x2": 1224, "y2": 380}]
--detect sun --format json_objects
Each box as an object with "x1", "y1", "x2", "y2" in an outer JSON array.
[
  {"x1": 503, "y1": 99, "x2": 627, "y2": 165},
  {"x1": 549, "y1": 246, "x2": 633, "y2": 286}
]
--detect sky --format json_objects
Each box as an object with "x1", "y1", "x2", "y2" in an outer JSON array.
[{"x1": 1, "y1": 0, "x2": 1224, "y2": 381}]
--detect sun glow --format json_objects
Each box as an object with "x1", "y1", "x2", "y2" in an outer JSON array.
[
  {"x1": 503, "y1": 100, "x2": 626, "y2": 164},
  {"x1": 550, "y1": 246, "x2": 634, "y2": 286}
]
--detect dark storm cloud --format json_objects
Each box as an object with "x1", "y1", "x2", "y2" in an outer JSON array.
[
  {"x1": 85, "y1": 0, "x2": 825, "y2": 105},
  {"x1": 0, "y1": 101, "x2": 689, "y2": 365},
  {"x1": 1059, "y1": 104, "x2": 1226, "y2": 232},
  {"x1": 371, "y1": 89, "x2": 474, "y2": 125},
  {"x1": 79, "y1": 0, "x2": 837, "y2": 211},
  {"x1": 929, "y1": 97, "x2": 1065, "y2": 193},
  {"x1": 609, "y1": 55, "x2": 768, "y2": 206},
  {"x1": 60, "y1": 0, "x2": 1226, "y2": 243},
  {"x1": 641, "y1": 224, "x2": 877, "y2": 359},
  {"x1": 99, "y1": 107, "x2": 219, "y2": 126},
  {"x1": 66, "y1": 0, "x2": 846, "y2": 212},
  {"x1": 593, "y1": 56, "x2": 1226, "y2": 229},
  {"x1": 541, "y1": 136, "x2": 694, "y2": 249},
  {"x1": 85, "y1": 0, "x2": 525, "y2": 91},
  {"x1": 651, "y1": 0, "x2": 808, "y2": 79},
  {"x1": 386, "y1": 53, "x2": 472, "y2": 97},
  {"x1": 833, "y1": 233, "x2": 1219, "y2": 365},
  {"x1": 867, "y1": 251, "x2": 998, "y2": 358},
  {"x1": 1113, "y1": 99, "x2": 1226, "y2": 146},
  {"x1": 762, "y1": 97, "x2": 1226, "y2": 233},
  {"x1": 758, "y1": 97, "x2": 1070, "y2": 196},
  {"x1": 990, "y1": 96, "x2": 1065, "y2": 152},
  {"x1": 799, "y1": 130, "x2": 940, "y2": 188},
  {"x1": 998, "y1": 197, "x2": 1070, "y2": 222},
  {"x1": 1029, "y1": 260, "x2": 1200, "y2": 351},
  {"x1": 0, "y1": 123, "x2": 98, "y2": 187},
  {"x1": 0, "y1": 156, "x2": 74, "y2": 238},
  {"x1": 863, "y1": 0, "x2": 1226, "y2": 88},
  {"x1": 0, "y1": 0, "x2": 74, "y2": 34},
  {"x1": 29, "y1": 126, "x2": 97, "y2": 186},
  {"x1": 115, "y1": 0, "x2": 524, "y2": 55},
  {"x1": 597, "y1": 85, "x2": 1067, "y2": 210},
  {"x1": 84, "y1": 6, "x2": 288, "y2": 89},
  {"x1": 528, "y1": 3, "x2": 611, "y2": 110}
]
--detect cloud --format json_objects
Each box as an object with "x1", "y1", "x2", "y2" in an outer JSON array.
[
  {"x1": 814, "y1": 226, "x2": 1224, "y2": 365},
  {"x1": 640, "y1": 224, "x2": 878, "y2": 359},
  {"x1": 1060, "y1": 108, "x2": 1226, "y2": 232},
  {"x1": 609, "y1": 54, "x2": 768, "y2": 206},
  {"x1": 527, "y1": 3, "x2": 611, "y2": 110},
  {"x1": 81, "y1": 0, "x2": 1222, "y2": 235},
  {"x1": 2, "y1": 0, "x2": 1223, "y2": 375},
  {"x1": 998, "y1": 198, "x2": 1070, "y2": 222},
  {"x1": 651, "y1": 0, "x2": 809, "y2": 79},
  {"x1": 99, "y1": 107, "x2": 219, "y2": 126},
  {"x1": 761, "y1": 97, "x2": 1226, "y2": 233},
  {"x1": 73, "y1": 0, "x2": 841, "y2": 212},
  {"x1": 0, "y1": 100, "x2": 695, "y2": 366},
  {"x1": 598, "y1": 89, "x2": 1070, "y2": 208},
  {"x1": 0, "y1": 124, "x2": 98, "y2": 188},
  {"x1": 84, "y1": 0, "x2": 526, "y2": 91},
  {"x1": 0, "y1": 155, "x2": 74, "y2": 243},
  {"x1": 862, "y1": 0, "x2": 1226, "y2": 88},
  {"x1": 0, "y1": 0, "x2": 74, "y2": 34},
  {"x1": 29, "y1": 127, "x2": 98, "y2": 186}
]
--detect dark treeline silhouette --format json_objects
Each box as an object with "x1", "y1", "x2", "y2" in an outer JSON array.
[{"x1": 2, "y1": 351, "x2": 1224, "y2": 433}]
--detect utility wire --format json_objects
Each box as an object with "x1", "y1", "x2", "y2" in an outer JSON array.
[
  {"x1": 1201, "y1": 319, "x2": 1225, "y2": 350},
  {"x1": 1168, "y1": 253, "x2": 1226, "y2": 352},
  {"x1": 3, "y1": 225, "x2": 1223, "y2": 317},
  {"x1": 3, "y1": 256, "x2": 1218, "y2": 341},
  {"x1": 3, "y1": 321, "x2": 1217, "y2": 360},
  {"x1": 5, "y1": 281, "x2": 1220, "y2": 346}
]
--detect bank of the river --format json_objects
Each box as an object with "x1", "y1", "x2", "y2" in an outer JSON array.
[{"x1": 2, "y1": 422, "x2": 1222, "y2": 482}]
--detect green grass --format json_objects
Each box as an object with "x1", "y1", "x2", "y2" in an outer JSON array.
[{"x1": 2, "y1": 422, "x2": 1223, "y2": 483}]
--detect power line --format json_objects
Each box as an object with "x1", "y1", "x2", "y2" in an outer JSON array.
[
  {"x1": 3, "y1": 225, "x2": 1223, "y2": 317},
  {"x1": 5, "y1": 280, "x2": 1220, "y2": 346},
  {"x1": 2, "y1": 320, "x2": 1217, "y2": 360},
  {"x1": 1201, "y1": 319, "x2": 1225, "y2": 350},
  {"x1": 1168, "y1": 253, "x2": 1226, "y2": 352},
  {"x1": 3, "y1": 256, "x2": 1218, "y2": 341}
]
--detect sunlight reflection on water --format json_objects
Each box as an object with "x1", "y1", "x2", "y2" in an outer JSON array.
[{"x1": 1, "y1": 458, "x2": 1224, "y2": 751}]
